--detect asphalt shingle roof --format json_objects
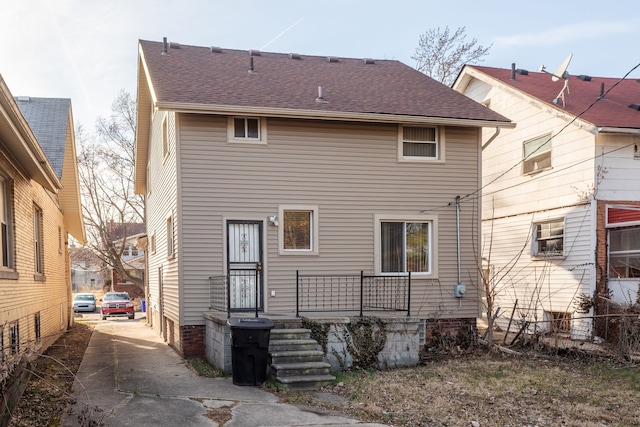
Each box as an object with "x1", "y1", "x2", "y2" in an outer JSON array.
[
  {"x1": 15, "y1": 97, "x2": 70, "y2": 179},
  {"x1": 139, "y1": 39, "x2": 510, "y2": 124},
  {"x1": 469, "y1": 65, "x2": 640, "y2": 130}
]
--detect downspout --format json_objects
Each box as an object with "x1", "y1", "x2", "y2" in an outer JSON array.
[
  {"x1": 456, "y1": 195, "x2": 461, "y2": 285},
  {"x1": 481, "y1": 127, "x2": 501, "y2": 150}
]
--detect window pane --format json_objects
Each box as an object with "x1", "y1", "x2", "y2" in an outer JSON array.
[
  {"x1": 524, "y1": 135, "x2": 551, "y2": 158},
  {"x1": 610, "y1": 227, "x2": 640, "y2": 252},
  {"x1": 406, "y1": 222, "x2": 429, "y2": 272},
  {"x1": 381, "y1": 222, "x2": 403, "y2": 273},
  {"x1": 234, "y1": 118, "x2": 245, "y2": 138},
  {"x1": 403, "y1": 142, "x2": 436, "y2": 157},
  {"x1": 247, "y1": 119, "x2": 259, "y2": 138},
  {"x1": 404, "y1": 127, "x2": 435, "y2": 142},
  {"x1": 536, "y1": 221, "x2": 563, "y2": 254},
  {"x1": 609, "y1": 227, "x2": 640, "y2": 278},
  {"x1": 284, "y1": 211, "x2": 311, "y2": 250}
]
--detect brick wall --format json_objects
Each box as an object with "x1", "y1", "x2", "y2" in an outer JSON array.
[
  {"x1": 179, "y1": 325, "x2": 205, "y2": 358},
  {"x1": 424, "y1": 318, "x2": 477, "y2": 346}
]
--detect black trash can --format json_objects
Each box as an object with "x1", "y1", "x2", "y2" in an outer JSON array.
[{"x1": 227, "y1": 317, "x2": 275, "y2": 386}]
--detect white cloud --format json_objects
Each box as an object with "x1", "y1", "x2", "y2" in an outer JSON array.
[{"x1": 495, "y1": 20, "x2": 638, "y2": 47}]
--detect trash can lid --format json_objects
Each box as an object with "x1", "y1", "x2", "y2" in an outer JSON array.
[{"x1": 227, "y1": 317, "x2": 275, "y2": 329}]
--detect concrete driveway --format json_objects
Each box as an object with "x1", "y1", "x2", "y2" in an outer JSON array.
[{"x1": 62, "y1": 315, "x2": 387, "y2": 427}]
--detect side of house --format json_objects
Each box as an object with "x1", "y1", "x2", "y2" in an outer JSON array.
[
  {"x1": 0, "y1": 76, "x2": 85, "y2": 424},
  {"x1": 454, "y1": 65, "x2": 640, "y2": 339},
  {"x1": 135, "y1": 40, "x2": 513, "y2": 357}
]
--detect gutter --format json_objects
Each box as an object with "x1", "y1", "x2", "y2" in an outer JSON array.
[
  {"x1": 155, "y1": 101, "x2": 517, "y2": 129},
  {"x1": 481, "y1": 127, "x2": 501, "y2": 150},
  {"x1": 596, "y1": 127, "x2": 640, "y2": 135}
]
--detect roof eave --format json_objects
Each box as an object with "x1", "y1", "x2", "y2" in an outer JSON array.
[
  {"x1": 597, "y1": 127, "x2": 640, "y2": 135},
  {"x1": 0, "y1": 77, "x2": 62, "y2": 192},
  {"x1": 156, "y1": 101, "x2": 516, "y2": 129}
]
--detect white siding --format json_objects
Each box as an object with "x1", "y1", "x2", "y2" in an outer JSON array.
[
  {"x1": 177, "y1": 115, "x2": 483, "y2": 323},
  {"x1": 483, "y1": 204, "x2": 594, "y2": 337},
  {"x1": 596, "y1": 133, "x2": 640, "y2": 201}
]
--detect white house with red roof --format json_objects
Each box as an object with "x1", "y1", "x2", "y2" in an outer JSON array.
[{"x1": 454, "y1": 63, "x2": 640, "y2": 340}]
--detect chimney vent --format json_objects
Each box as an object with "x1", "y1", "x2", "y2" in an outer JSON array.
[
  {"x1": 249, "y1": 50, "x2": 261, "y2": 57},
  {"x1": 289, "y1": 53, "x2": 301, "y2": 60},
  {"x1": 510, "y1": 63, "x2": 516, "y2": 81},
  {"x1": 249, "y1": 56, "x2": 255, "y2": 73},
  {"x1": 327, "y1": 56, "x2": 339, "y2": 63},
  {"x1": 316, "y1": 86, "x2": 326, "y2": 102},
  {"x1": 162, "y1": 37, "x2": 168, "y2": 55},
  {"x1": 210, "y1": 46, "x2": 222, "y2": 53}
]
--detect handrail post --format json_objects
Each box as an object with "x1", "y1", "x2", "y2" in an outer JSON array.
[
  {"x1": 359, "y1": 271, "x2": 364, "y2": 317},
  {"x1": 296, "y1": 270, "x2": 300, "y2": 317},
  {"x1": 226, "y1": 274, "x2": 231, "y2": 318},
  {"x1": 407, "y1": 271, "x2": 411, "y2": 317}
]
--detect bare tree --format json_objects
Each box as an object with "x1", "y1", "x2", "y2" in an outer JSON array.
[
  {"x1": 77, "y1": 90, "x2": 145, "y2": 293},
  {"x1": 412, "y1": 26, "x2": 491, "y2": 86}
]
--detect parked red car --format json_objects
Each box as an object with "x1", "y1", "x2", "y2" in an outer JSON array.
[{"x1": 100, "y1": 292, "x2": 135, "y2": 320}]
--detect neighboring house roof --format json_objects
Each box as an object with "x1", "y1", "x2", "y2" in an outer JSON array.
[
  {"x1": 7, "y1": 85, "x2": 86, "y2": 243},
  {"x1": 16, "y1": 97, "x2": 70, "y2": 179},
  {"x1": 457, "y1": 65, "x2": 640, "y2": 132},
  {"x1": 0, "y1": 75, "x2": 60, "y2": 192},
  {"x1": 108, "y1": 223, "x2": 146, "y2": 242}
]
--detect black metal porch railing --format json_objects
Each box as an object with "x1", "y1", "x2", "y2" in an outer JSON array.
[
  {"x1": 296, "y1": 271, "x2": 412, "y2": 317},
  {"x1": 209, "y1": 270, "x2": 412, "y2": 318}
]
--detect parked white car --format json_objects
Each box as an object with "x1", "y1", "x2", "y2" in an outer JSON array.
[{"x1": 73, "y1": 293, "x2": 97, "y2": 312}]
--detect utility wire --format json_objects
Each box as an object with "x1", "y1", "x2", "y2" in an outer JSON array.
[{"x1": 426, "y1": 62, "x2": 640, "y2": 214}]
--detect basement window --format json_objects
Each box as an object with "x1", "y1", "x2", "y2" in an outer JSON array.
[{"x1": 545, "y1": 311, "x2": 571, "y2": 333}]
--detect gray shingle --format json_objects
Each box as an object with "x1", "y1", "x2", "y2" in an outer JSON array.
[{"x1": 15, "y1": 97, "x2": 70, "y2": 179}]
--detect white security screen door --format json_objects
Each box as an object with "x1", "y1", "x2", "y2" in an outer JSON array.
[{"x1": 227, "y1": 221, "x2": 263, "y2": 311}]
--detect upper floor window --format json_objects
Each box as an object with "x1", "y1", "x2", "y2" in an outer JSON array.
[
  {"x1": 399, "y1": 126, "x2": 440, "y2": 161},
  {"x1": 0, "y1": 177, "x2": 13, "y2": 269},
  {"x1": 380, "y1": 220, "x2": 431, "y2": 274},
  {"x1": 279, "y1": 205, "x2": 318, "y2": 255},
  {"x1": 533, "y1": 219, "x2": 564, "y2": 257},
  {"x1": 167, "y1": 216, "x2": 174, "y2": 259},
  {"x1": 523, "y1": 134, "x2": 552, "y2": 175},
  {"x1": 162, "y1": 114, "x2": 169, "y2": 158},
  {"x1": 609, "y1": 226, "x2": 640, "y2": 278},
  {"x1": 228, "y1": 117, "x2": 267, "y2": 144},
  {"x1": 34, "y1": 205, "x2": 44, "y2": 275}
]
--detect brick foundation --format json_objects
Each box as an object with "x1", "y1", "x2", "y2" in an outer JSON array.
[
  {"x1": 424, "y1": 318, "x2": 477, "y2": 347},
  {"x1": 180, "y1": 325, "x2": 205, "y2": 358}
]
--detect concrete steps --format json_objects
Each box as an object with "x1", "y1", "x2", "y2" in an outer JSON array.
[{"x1": 268, "y1": 328, "x2": 335, "y2": 390}]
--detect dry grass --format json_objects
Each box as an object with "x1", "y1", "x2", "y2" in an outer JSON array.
[{"x1": 276, "y1": 351, "x2": 640, "y2": 427}]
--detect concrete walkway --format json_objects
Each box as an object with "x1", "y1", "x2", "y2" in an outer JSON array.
[{"x1": 62, "y1": 316, "x2": 387, "y2": 427}]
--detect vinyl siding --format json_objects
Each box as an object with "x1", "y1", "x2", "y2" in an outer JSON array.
[
  {"x1": 177, "y1": 115, "x2": 483, "y2": 324},
  {"x1": 596, "y1": 133, "x2": 640, "y2": 201},
  {"x1": 145, "y1": 110, "x2": 180, "y2": 329}
]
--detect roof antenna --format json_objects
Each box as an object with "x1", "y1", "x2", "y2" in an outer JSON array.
[
  {"x1": 540, "y1": 53, "x2": 572, "y2": 107},
  {"x1": 162, "y1": 37, "x2": 168, "y2": 55}
]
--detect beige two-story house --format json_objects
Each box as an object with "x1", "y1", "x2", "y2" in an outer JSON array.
[{"x1": 134, "y1": 39, "x2": 513, "y2": 360}]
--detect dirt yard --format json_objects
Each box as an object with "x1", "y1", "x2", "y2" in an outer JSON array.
[{"x1": 8, "y1": 321, "x2": 640, "y2": 427}]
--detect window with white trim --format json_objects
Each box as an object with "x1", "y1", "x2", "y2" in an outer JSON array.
[
  {"x1": 399, "y1": 126, "x2": 439, "y2": 161},
  {"x1": 523, "y1": 134, "x2": 552, "y2": 174},
  {"x1": 162, "y1": 114, "x2": 169, "y2": 158},
  {"x1": 0, "y1": 177, "x2": 13, "y2": 269},
  {"x1": 380, "y1": 221, "x2": 431, "y2": 273},
  {"x1": 228, "y1": 117, "x2": 267, "y2": 143},
  {"x1": 166, "y1": 216, "x2": 174, "y2": 259},
  {"x1": 608, "y1": 226, "x2": 640, "y2": 278},
  {"x1": 34, "y1": 205, "x2": 43, "y2": 274},
  {"x1": 533, "y1": 219, "x2": 564, "y2": 257},
  {"x1": 279, "y1": 206, "x2": 318, "y2": 254}
]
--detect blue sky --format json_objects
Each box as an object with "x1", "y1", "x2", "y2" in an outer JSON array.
[{"x1": 2, "y1": 0, "x2": 639, "y2": 127}]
